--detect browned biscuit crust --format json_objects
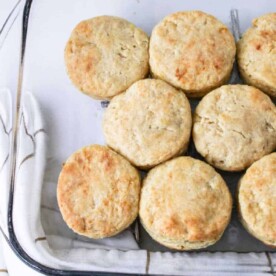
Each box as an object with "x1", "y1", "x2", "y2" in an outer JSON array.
[
  {"x1": 193, "y1": 85, "x2": 276, "y2": 171},
  {"x1": 149, "y1": 11, "x2": 236, "y2": 97},
  {"x1": 238, "y1": 152, "x2": 276, "y2": 247},
  {"x1": 57, "y1": 145, "x2": 140, "y2": 238},
  {"x1": 238, "y1": 13, "x2": 276, "y2": 98},
  {"x1": 65, "y1": 16, "x2": 149, "y2": 99},
  {"x1": 139, "y1": 156, "x2": 232, "y2": 250},
  {"x1": 103, "y1": 79, "x2": 192, "y2": 169}
]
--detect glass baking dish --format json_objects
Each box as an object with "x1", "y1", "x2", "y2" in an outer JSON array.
[{"x1": 1, "y1": 0, "x2": 276, "y2": 275}]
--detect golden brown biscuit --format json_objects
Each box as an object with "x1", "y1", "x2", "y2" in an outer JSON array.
[
  {"x1": 149, "y1": 11, "x2": 236, "y2": 97},
  {"x1": 238, "y1": 152, "x2": 276, "y2": 247},
  {"x1": 237, "y1": 13, "x2": 276, "y2": 98},
  {"x1": 193, "y1": 85, "x2": 276, "y2": 171},
  {"x1": 57, "y1": 145, "x2": 140, "y2": 239},
  {"x1": 103, "y1": 79, "x2": 192, "y2": 169},
  {"x1": 139, "y1": 156, "x2": 232, "y2": 250},
  {"x1": 65, "y1": 16, "x2": 149, "y2": 100}
]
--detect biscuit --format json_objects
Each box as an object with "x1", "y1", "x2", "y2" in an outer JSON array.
[
  {"x1": 237, "y1": 13, "x2": 276, "y2": 98},
  {"x1": 57, "y1": 145, "x2": 140, "y2": 239},
  {"x1": 238, "y1": 152, "x2": 276, "y2": 247},
  {"x1": 103, "y1": 79, "x2": 192, "y2": 169},
  {"x1": 65, "y1": 16, "x2": 149, "y2": 100},
  {"x1": 149, "y1": 11, "x2": 236, "y2": 97},
  {"x1": 193, "y1": 85, "x2": 276, "y2": 171},
  {"x1": 139, "y1": 156, "x2": 232, "y2": 250}
]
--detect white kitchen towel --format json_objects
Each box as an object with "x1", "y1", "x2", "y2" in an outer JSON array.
[
  {"x1": 0, "y1": 88, "x2": 11, "y2": 276},
  {"x1": 0, "y1": 88, "x2": 12, "y2": 235},
  {"x1": 0, "y1": 89, "x2": 274, "y2": 275}
]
